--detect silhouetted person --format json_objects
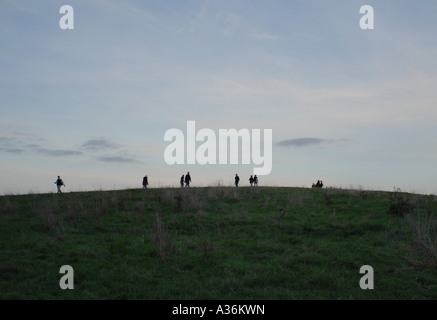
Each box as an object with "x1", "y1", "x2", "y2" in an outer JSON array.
[
  {"x1": 254, "y1": 175, "x2": 258, "y2": 186},
  {"x1": 54, "y1": 176, "x2": 65, "y2": 193},
  {"x1": 180, "y1": 175, "x2": 185, "y2": 188},
  {"x1": 142, "y1": 175, "x2": 149, "y2": 189},
  {"x1": 185, "y1": 172, "x2": 191, "y2": 187},
  {"x1": 249, "y1": 175, "x2": 254, "y2": 186},
  {"x1": 235, "y1": 174, "x2": 240, "y2": 187},
  {"x1": 312, "y1": 180, "x2": 324, "y2": 188}
]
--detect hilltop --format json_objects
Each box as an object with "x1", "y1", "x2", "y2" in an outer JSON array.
[{"x1": 0, "y1": 186, "x2": 436, "y2": 299}]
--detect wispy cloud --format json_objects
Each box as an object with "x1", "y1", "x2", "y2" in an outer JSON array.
[
  {"x1": 0, "y1": 135, "x2": 82, "y2": 157},
  {"x1": 34, "y1": 148, "x2": 83, "y2": 157},
  {"x1": 0, "y1": 147, "x2": 24, "y2": 154},
  {"x1": 277, "y1": 138, "x2": 350, "y2": 148},
  {"x1": 81, "y1": 138, "x2": 120, "y2": 151},
  {"x1": 197, "y1": 0, "x2": 210, "y2": 19},
  {"x1": 0, "y1": 136, "x2": 25, "y2": 154},
  {"x1": 82, "y1": 138, "x2": 140, "y2": 163},
  {"x1": 252, "y1": 32, "x2": 280, "y2": 41},
  {"x1": 1, "y1": 135, "x2": 141, "y2": 164},
  {"x1": 98, "y1": 156, "x2": 139, "y2": 163}
]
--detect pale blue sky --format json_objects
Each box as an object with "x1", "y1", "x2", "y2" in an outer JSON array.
[{"x1": 1, "y1": 0, "x2": 436, "y2": 194}]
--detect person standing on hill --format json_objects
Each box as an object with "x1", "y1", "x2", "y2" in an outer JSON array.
[
  {"x1": 249, "y1": 175, "x2": 254, "y2": 186},
  {"x1": 180, "y1": 175, "x2": 185, "y2": 188},
  {"x1": 253, "y1": 175, "x2": 258, "y2": 186},
  {"x1": 54, "y1": 176, "x2": 65, "y2": 193},
  {"x1": 185, "y1": 172, "x2": 191, "y2": 187},
  {"x1": 142, "y1": 175, "x2": 149, "y2": 189},
  {"x1": 235, "y1": 174, "x2": 240, "y2": 187}
]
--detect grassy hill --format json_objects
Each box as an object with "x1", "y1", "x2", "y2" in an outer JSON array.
[{"x1": 0, "y1": 186, "x2": 436, "y2": 299}]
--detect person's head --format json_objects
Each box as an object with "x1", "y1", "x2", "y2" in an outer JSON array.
[{"x1": 58, "y1": 176, "x2": 60, "y2": 178}]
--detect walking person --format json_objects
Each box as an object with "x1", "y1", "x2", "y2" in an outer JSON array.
[
  {"x1": 253, "y1": 175, "x2": 258, "y2": 186},
  {"x1": 142, "y1": 175, "x2": 149, "y2": 189},
  {"x1": 180, "y1": 175, "x2": 185, "y2": 188},
  {"x1": 235, "y1": 174, "x2": 240, "y2": 187},
  {"x1": 54, "y1": 176, "x2": 65, "y2": 193},
  {"x1": 184, "y1": 172, "x2": 191, "y2": 187},
  {"x1": 249, "y1": 175, "x2": 254, "y2": 186}
]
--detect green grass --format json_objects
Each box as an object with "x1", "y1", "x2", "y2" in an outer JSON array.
[{"x1": 1, "y1": 187, "x2": 436, "y2": 299}]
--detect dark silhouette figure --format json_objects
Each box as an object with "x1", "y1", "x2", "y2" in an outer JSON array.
[
  {"x1": 142, "y1": 175, "x2": 149, "y2": 189},
  {"x1": 180, "y1": 175, "x2": 185, "y2": 188},
  {"x1": 253, "y1": 175, "x2": 258, "y2": 186},
  {"x1": 185, "y1": 172, "x2": 191, "y2": 187},
  {"x1": 312, "y1": 180, "x2": 324, "y2": 188},
  {"x1": 235, "y1": 174, "x2": 240, "y2": 187},
  {"x1": 249, "y1": 175, "x2": 254, "y2": 186},
  {"x1": 55, "y1": 176, "x2": 65, "y2": 193}
]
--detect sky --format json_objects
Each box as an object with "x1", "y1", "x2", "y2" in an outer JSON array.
[{"x1": 1, "y1": 0, "x2": 437, "y2": 195}]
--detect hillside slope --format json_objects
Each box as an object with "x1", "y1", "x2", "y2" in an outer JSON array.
[{"x1": 0, "y1": 187, "x2": 436, "y2": 299}]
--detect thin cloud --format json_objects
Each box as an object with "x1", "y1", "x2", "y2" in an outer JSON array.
[
  {"x1": 0, "y1": 136, "x2": 17, "y2": 145},
  {"x1": 252, "y1": 33, "x2": 280, "y2": 41},
  {"x1": 98, "y1": 156, "x2": 139, "y2": 163},
  {"x1": 35, "y1": 148, "x2": 83, "y2": 157},
  {"x1": 277, "y1": 138, "x2": 350, "y2": 148},
  {"x1": 0, "y1": 137, "x2": 24, "y2": 154},
  {"x1": 81, "y1": 138, "x2": 120, "y2": 151},
  {"x1": 0, "y1": 148, "x2": 24, "y2": 154},
  {"x1": 0, "y1": 136, "x2": 83, "y2": 157}
]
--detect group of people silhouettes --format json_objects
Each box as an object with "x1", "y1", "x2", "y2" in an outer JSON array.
[
  {"x1": 180, "y1": 172, "x2": 192, "y2": 187},
  {"x1": 142, "y1": 172, "x2": 258, "y2": 189},
  {"x1": 249, "y1": 175, "x2": 258, "y2": 187},
  {"x1": 56, "y1": 174, "x2": 324, "y2": 192},
  {"x1": 312, "y1": 180, "x2": 324, "y2": 188},
  {"x1": 143, "y1": 172, "x2": 258, "y2": 189},
  {"x1": 234, "y1": 174, "x2": 259, "y2": 187},
  {"x1": 144, "y1": 172, "x2": 193, "y2": 188}
]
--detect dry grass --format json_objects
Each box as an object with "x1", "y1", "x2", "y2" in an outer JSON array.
[
  {"x1": 31, "y1": 196, "x2": 67, "y2": 241},
  {"x1": 287, "y1": 189, "x2": 312, "y2": 206},
  {"x1": 149, "y1": 209, "x2": 174, "y2": 262},
  {"x1": 408, "y1": 210, "x2": 437, "y2": 266},
  {"x1": 1, "y1": 196, "x2": 15, "y2": 213}
]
